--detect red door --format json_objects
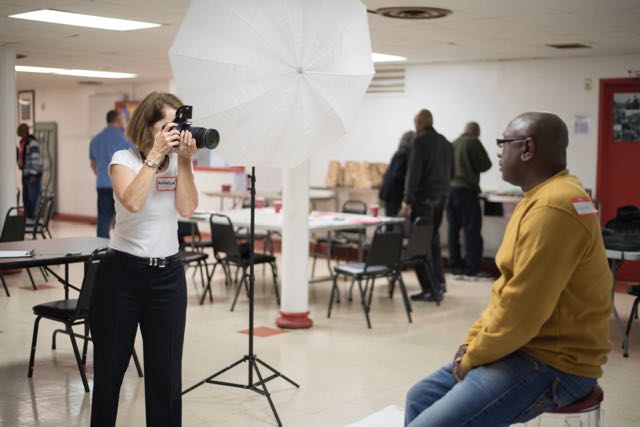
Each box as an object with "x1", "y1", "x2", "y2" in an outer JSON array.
[{"x1": 597, "y1": 78, "x2": 640, "y2": 281}]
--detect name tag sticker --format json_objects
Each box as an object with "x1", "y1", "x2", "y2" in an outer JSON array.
[
  {"x1": 157, "y1": 176, "x2": 177, "y2": 192},
  {"x1": 571, "y1": 197, "x2": 598, "y2": 216}
]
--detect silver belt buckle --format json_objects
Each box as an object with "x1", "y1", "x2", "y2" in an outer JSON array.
[{"x1": 148, "y1": 257, "x2": 166, "y2": 268}]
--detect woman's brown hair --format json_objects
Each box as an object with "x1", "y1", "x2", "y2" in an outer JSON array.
[{"x1": 126, "y1": 92, "x2": 183, "y2": 153}]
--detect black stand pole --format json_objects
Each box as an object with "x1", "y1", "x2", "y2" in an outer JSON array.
[{"x1": 182, "y1": 167, "x2": 299, "y2": 426}]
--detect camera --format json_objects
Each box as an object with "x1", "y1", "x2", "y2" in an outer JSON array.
[{"x1": 174, "y1": 105, "x2": 220, "y2": 150}]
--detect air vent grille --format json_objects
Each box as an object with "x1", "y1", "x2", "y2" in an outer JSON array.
[{"x1": 367, "y1": 67, "x2": 405, "y2": 94}]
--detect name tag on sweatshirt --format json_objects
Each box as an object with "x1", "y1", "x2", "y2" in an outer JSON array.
[
  {"x1": 571, "y1": 197, "x2": 598, "y2": 216},
  {"x1": 157, "y1": 176, "x2": 177, "y2": 192}
]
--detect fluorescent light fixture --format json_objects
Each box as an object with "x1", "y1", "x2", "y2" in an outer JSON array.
[
  {"x1": 372, "y1": 52, "x2": 407, "y2": 63},
  {"x1": 9, "y1": 9, "x2": 160, "y2": 31},
  {"x1": 16, "y1": 65, "x2": 137, "y2": 79}
]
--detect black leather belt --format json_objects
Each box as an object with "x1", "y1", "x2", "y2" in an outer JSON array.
[{"x1": 107, "y1": 249, "x2": 181, "y2": 268}]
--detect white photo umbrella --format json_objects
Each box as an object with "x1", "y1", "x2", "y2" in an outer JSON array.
[
  {"x1": 171, "y1": 3, "x2": 373, "y2": 423},
  {"x1": 169, "y1": 0, "x2": 374, "y2": 168}
]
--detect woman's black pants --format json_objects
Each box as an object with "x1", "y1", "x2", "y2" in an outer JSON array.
[{"x1": 90, "y1": 250, "x2": 187, "y2": 427}]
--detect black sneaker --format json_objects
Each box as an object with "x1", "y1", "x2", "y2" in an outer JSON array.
[
  {"x1": 464, "y1": 271, "x2": 494, "y2": 281},
  {"x1": 410, "y1": 292, "x2": 431, "y2": 301}
]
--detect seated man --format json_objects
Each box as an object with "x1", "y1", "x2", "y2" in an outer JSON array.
[{"x1": 404, "y1": 112, "x2": 612, "y2": 426}]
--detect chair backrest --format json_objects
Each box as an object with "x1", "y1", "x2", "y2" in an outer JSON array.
[
  {"x1": 342, "y1": 200, "x2": 367, "y2": 215},
  {"x1": 365, "y1": 223, "x2": 404, "y2": 269},
  {"x1": 1, "y1": 207, "x2": 26, "y2": 243},
  {"x1": 177, "y1": 220, "x2": 201, "y2": 250},
  {"x1": 209, "y1": 214, "x2": 241, "y2": 257},
  {"x1": 405, "y1": 216, "x2": 434, "y2": 259},
  {"x1": 75, "y1": 248, "x2": 108, "y2": 319}
]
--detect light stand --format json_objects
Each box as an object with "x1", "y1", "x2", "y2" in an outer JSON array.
[{"x1": 182, "y1": 167, "x2": 299, "y2": 426}]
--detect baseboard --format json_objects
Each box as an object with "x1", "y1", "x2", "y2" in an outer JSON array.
[{"x1": 53, "y1": 213, "x2": 97, "y2": 225}]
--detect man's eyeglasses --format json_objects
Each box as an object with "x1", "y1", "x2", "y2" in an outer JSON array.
[{"x1": 496, "y1": 137, "x2": 528, "y2": 148}]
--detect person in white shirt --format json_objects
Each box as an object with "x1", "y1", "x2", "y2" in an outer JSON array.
[{"x1": 90, "y1": 92, "x2": 198, "y2": 427}]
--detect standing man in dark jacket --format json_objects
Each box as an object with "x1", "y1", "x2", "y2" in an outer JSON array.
[
  {"x1": 402, "y1": 109, "x2": 454, "y2": 301},
  {"x1": 379, "y1": 130, "x2": 415, "y2": 217},
  {"x1": 447, "y1": 122, "x2": 492, "y2": 279}
]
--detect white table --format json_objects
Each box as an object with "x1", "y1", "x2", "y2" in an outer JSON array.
[
  {"x1": 190, "y1": 208, "x2": 403, "y2": 283},
  {"x1": 605, "y1": 248, "x2": 640, "y2": 357},
  {"x1": 202, "y1": 189, "x2": 337, "y2": 211}
]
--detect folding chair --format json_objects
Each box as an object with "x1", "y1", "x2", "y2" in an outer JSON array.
[
  {"x1": 203, "y1": 214, "x2": 280, "y2": 310},
  {"x1": 311, "y1": 200, "x2": 368, "y2": 277},
  {"x1": 177, "y1": 220, "x2": 210, "y2": 298},
  {"x1": 0, "y1": 206, "x2": 41, "y2": 294},
  {"x1": 327, "y1": 222, "x2": 412, "y2": 328},
  {"x1": 28, "y1": 248, "x2": 144, "y2": 392},
  {"x1": 391, "y1": 216, "x2": 443, "y2": 305}
]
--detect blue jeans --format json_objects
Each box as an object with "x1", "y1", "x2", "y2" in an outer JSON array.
[
  {"x1": 405, "y1": 352, "x2": 596, "y2": 427},
  {"x1": 96, "y1": 188, "x2": 115, "y2": 238},
  {"x1": 22, "y1": 175, "x2": 41, "y2": 219}
]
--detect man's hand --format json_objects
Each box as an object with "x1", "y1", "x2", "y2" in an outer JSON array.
[
  {"x1": 401, "y1": 203, "x2": 411, "y2": 219},
  {"x1": 452, "y1": 344, "x2": 468, "y2": 383}
]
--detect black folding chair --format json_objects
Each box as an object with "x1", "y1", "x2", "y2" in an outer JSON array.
[
  {"x1": 392, "y1": 216, "x2": 442, "y2": 305},
  {"x1": 28, "y1": 248, "x2": 143, "y2": 392},
  {"x1": 177, "y1": 220, "x2": 210, "y2": 297},
  {"x1": 311, "y1": 199, "x2": 368, "y2": 277},
  {"x1": 203, "y1": 213, "x2": 280, "y2": 310},
  {"x1": 26, "y1": 193, "x2": 55, "y2": 239},
  {"x1": 327, "y1": 222, "x2": 412, "y2": 328},
  {"x1": 0, "y1": 206, "x2": 42, "y2": 294}
]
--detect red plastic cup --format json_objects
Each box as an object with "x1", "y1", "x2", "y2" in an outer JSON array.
[
  {"x1": 274, "y1": 201, "x2": 282, "y2": 213},
  {"x1": 221, "y1": 184, "x2": 231, "y2": 193},
  {"x1": 256, "y1": 197, "x2": 266, "y2": 208},
  {"x1": 370, "y1": 204, "x2": 379, "y2": 217}
]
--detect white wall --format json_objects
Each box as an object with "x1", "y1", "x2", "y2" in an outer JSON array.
[
  {"x1": 310, "y1": 53, "x2": 640, "y2": 194},
  {"x1": 19, "y1": 53, "x2": 640, "y2": 216},
  {"x1": 23, "y1": 80, "x2": 171, "y2": 216}
]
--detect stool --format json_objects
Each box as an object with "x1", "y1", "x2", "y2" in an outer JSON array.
[{"x1": 526, "y1": 384, "x2": 604, "y2": 427}]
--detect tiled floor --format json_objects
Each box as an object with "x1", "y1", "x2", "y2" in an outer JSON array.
[{"x1": 1, "y1": 220, "x2": 639, "y2": 426}]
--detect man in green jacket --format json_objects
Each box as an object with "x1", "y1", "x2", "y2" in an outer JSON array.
[{"x1": 447, "y1": 122, "x2": 492, "y2": 279}]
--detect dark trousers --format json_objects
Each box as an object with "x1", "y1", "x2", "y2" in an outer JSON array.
[
  {"x1": 97, "y1": 188, "x2": 116, "y2": 238},
  {"x1": 447, "y1": 188, "x2": 483, "y2": 276},
  {"x1": 22, "y1": 175, "x2": 41, "y2": 219},
  {"x1": 384, "y1": 200, "x2": 402, "y2": 217},
  {"x1": 90, "y1": 250, "x2": 187, "y2": 427},
  {"x1": 412, "y1": 197, "x2": 446, "y2": 293}
]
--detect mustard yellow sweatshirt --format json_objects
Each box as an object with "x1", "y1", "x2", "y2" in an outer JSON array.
[{"x1": 460, "y1": 170, "x2": 612, "y2": 378}]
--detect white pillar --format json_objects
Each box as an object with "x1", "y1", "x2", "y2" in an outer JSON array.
[
  {"x1": 276, "y1": 159, "x2": 313, "y2": 328},
  {"x1": 0, "y1": 47, "x2": 17, "y2": 230}
]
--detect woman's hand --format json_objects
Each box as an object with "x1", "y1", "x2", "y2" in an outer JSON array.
[
  {"x1": 177, "y1": 129, "x2": 197, "y2": 160},
  {"x1": 148, "y1": 122, "x2": 180, "y2": 163}
]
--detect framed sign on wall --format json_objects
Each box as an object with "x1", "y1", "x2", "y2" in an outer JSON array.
[{"x1": 17, "y1": 90, "x2": 35, "y2": 130}]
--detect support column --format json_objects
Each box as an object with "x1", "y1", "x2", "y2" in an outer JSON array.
[
  {"x1": 0, "y1": 47, "x2": 17, "y2": 230},
  {"x1": 276, "y1": 159, "x2": 313, "y2": 329}
]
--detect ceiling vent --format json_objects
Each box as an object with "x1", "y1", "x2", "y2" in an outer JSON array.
[
  {"x1": 16, "y1": 53, "x2": 27, "y2": 59},
  {"x1": 369, "y1": 6, "x2": 452, "y2": 20},
  {"x1": 367, "y1": 67, "x2": 406, "y2": 94},
  {"x1": 546, "y1": 43, "x2": 592, "y2": 49},
  {"x1": 77, "y1": 81, "x2": 103, "y2": 85}
]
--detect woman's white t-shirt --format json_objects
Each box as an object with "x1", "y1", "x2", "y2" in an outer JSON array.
[{"x1": 108, "y1": 148, "x2": 179, "y2": 258}]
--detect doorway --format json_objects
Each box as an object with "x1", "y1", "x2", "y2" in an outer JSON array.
[{"x1": 597, "y1": 78, "x2": 640, "y2": 280}]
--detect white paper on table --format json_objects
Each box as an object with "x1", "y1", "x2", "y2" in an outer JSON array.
[{"x1": 0, "y1": 249, "x2": 34, "y2": 258}]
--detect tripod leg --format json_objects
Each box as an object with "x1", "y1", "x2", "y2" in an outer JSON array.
[
  {"x1": 251, "y1": 359, "x2": 282, "y2": 427},
  {"x1": 182, "y1": 356, "x2": 247, "y2": 395},
  {"x1": 255, "y1": 357, "x2": 300, "y2": 388}
]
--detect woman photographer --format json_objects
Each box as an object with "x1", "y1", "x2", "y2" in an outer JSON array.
[{"x1": 90, "y1": 92, "x2": 198, "y2": 427}]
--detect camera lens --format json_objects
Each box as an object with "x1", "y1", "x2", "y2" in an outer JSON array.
[{"x1": 192, "y1": 127, "x2": 220, "y2": 150}]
